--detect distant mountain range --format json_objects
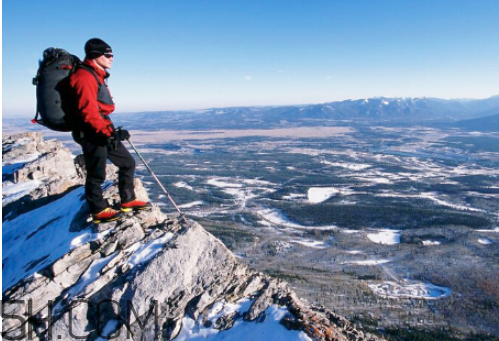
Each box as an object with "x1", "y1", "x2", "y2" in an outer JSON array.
[{"x1": 114, "y1": 96, "x2": 499, "y2": 130}]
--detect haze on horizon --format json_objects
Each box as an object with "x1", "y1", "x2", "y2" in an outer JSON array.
[{"x1": 3, "y1": 0, "x2": 499, "y2": 118}]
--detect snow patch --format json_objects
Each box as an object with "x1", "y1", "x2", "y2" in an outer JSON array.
[
  {"x1": 342, "y1": 259, "x2": 391, "y2": 266},
  {"x1": 282, "y1": 193, "x2": 306, "y2": 200},
  {"x1": 242, "y1": 178, "x2": 274, "y2": 186},
  {"x1": 321, "y1": 160, "x2": 371, "y2": 171},
  {"x1": 176, "y1": 298, "x2": 312, "y2": 341},
  {"x1": 369, "y1": 281, "x2": 451, "y2": 300},
  {"x1": 257, "y1": 209, "x2": 337, "y2": 230},
  {"x1": 179, "y1": 201, "x2": 204, "y2": 209},
  {"x1": 307, "y1": 187, "x2": 353, "y2": 203},
  {"x1": 2, "y1": 187, "x2": 90, "y2": 290},
  {"x1": 289, "y1": 239, "x2": 328, "y2": 249},
  {"x1": 59, "y1": 253, "x2": 118, "y2": 307},
  {"x1": 478, "y1": 238, "x2": 493, "y2": 245},
  {"x1": 125, "y1": 232, "x2": 175, "y2": 268},
  {"x1": 420, "y1": 192, "x2": 485, "y2": 213},
  {"x1": 2, "y1": 153, "x2": 41, "y2": 174},
  {"x1": 2, "y1": 180, "x2": 41, "y2": 205},
  {"x1": 367, "y1": 229, "x2": 401, "y2": 245},
  {"x1": 207, "y1": 178, "x2": 243, "y2": 188},
  {"x1": 174, "y1": 181, "x2": 194, "y2": 190},
  {"x1": 422, "y1": 240, "x2": 441, "y2": 246},
  {"x1": 475, "y1": 227, "x2": 499, "y2": 233}
]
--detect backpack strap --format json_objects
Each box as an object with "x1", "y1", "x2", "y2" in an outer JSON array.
[
  {"x1": 78, "y1": 64, "x2": 103, "y2": 90},
  {"x1": 77, "y1": 64, "x2": 106, "y2": 113},
  {"x1": 76, "y1": 64, "x2": 115, "y2": 135}
]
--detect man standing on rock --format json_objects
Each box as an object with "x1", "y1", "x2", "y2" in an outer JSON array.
[{"x1": 70, "y1": 38, "x2": 150, "y2": 223}]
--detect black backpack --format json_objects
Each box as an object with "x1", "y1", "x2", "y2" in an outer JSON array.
[{"x1": 32, "y1": 48, "x2": 82, "y2": 132}]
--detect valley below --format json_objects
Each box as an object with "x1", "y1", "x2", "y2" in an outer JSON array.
[
  {"x1": 126, "y1": 123, "x2": 499, "y2": 340},
  {"x1": 4, "y1": 118, "x2": 499, "y2": 340}
]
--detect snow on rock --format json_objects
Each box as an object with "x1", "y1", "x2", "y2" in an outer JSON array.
[
  {"x1": 368, "y1": 280, "x2": 451, "y2": 300},
  {"x1": 478, "y1": 238, "x2": 493, "y2": 245},
  {"x1": 176, "y1": 299, "x2": 312, "y2": 341},
  {"x1": 2, "y1": 132, "x2": 85, "y2": 207},
  {"x1": 2, "y1": 186, "x2": 88, "y2": 289},
  {"x1": 2, "y1": 179, "x2": 42, "y2": 205},
  {"x1": 1, "y1": 153, "x2": 40, "y2": 174},
  {"x1": 367, "y1": 229, "x2": 401, "y2": 245}
]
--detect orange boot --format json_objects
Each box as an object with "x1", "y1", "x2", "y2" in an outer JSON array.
[
  {"x1": 120, "y1": 199, "x2": 152, "y2": 212},
  {"x1": 93, "y1": 207, "x2": 124, "y2": 224}
]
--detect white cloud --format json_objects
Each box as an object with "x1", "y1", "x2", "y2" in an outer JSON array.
[{"x1": 243, "y1": 75, "x2": 253, "y2": 81}]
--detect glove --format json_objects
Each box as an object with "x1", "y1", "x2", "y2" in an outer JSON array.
[{"x1": 115, "y1": 128, "x2": 131, "y2": 141}]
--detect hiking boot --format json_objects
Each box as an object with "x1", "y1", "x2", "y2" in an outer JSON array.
[
  {"x1": 93, "y1": 207, "x2": 124, "y2": 224},
  {"x1": 120, "y1": 199, "x2": 152, "y2": 212}
]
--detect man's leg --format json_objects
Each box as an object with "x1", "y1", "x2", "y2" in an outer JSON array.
[
  {"x1": 107, "y1": 141, "x2": 136, "y2": 203},
  {"x1": 108, "y1": 141, "x2": 151, "y2": 211},
  {"x1": 82, "y1": 140, "x2": 108, "y2": 214}
]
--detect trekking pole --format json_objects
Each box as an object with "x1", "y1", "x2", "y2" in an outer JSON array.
[{"x1": 126, "y1": 138, "x2": 185, "y2": 219}]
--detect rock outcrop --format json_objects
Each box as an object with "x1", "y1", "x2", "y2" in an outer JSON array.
[{"x1": 2, "y1": 132, "x2": 383, "y2": 341}]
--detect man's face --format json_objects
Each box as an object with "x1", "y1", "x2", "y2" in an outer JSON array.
[{"x1": 94, "y1": 53, "x2": 114, "y2": 69}]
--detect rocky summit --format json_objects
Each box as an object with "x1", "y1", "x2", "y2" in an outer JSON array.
[{"x1": 2, "y1": 132, "x2": 383, "y2": 341}]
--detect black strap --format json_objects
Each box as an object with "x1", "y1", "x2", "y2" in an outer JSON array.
[
  {"x1": 77, "y1": 64, "x2": 106, "y2": 116},
  {"x1": 78, "y1": 65, "x2": 103, "y2": 89}
]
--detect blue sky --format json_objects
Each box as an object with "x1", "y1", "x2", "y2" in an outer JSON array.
[{"x1": 3, "y1": 0, "x2": 499, "y2": 117}]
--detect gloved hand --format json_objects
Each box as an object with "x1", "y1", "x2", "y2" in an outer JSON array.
[{"x1": 115, "y1": 128, "x2": 131, "y2": 141}]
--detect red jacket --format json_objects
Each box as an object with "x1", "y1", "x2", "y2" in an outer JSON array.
[{"x1": 70, "y1": 59, "x2": 115, "y2": 137}]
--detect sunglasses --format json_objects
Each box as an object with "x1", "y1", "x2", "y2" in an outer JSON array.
[{"x1": 103, "y1": 53, "x2": 114, "y2": 59}]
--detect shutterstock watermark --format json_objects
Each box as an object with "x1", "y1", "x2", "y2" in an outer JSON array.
[{"x1": 1, "y1": 299, "x2": 160, "y2": 340}]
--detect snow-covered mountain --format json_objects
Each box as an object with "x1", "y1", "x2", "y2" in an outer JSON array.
[
  {"x1": 111, "y1": 96, "x2": 499, "y2": 130},
  {"x1": 2, "y1": 132, "x2": 383, "y2": 341}
]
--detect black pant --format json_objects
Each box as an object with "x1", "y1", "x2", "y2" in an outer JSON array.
[{"x1": 77, "y1": 134, "x2": 136, "y2": 214}]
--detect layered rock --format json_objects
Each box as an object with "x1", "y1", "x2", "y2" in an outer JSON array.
[
  {"x1": 3, "y1": 132, "x2": 84, "y2": 202},
  {"x1": 2, "y1": 133, "x2": 383, "y2": 341}
]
